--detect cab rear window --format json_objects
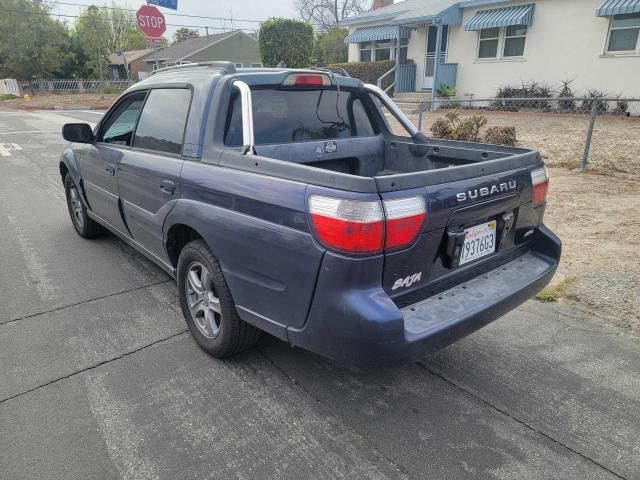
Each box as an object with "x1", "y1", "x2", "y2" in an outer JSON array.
[{"x1": 224, "y1": 89, "x2": 375, "y2": 146}]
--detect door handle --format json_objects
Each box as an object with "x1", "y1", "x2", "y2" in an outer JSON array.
[
  {"x1": 160, "y1": 180, "x2": 175, "y2": 195},
  {"x1": 105, "y1": 165, "x2": 115, "y2": 176}
]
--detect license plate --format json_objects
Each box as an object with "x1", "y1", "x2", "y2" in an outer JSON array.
[{"x1": 459, "y1": 220, "x2": 497, "y2": 265}]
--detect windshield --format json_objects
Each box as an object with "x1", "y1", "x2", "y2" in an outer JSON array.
[{"x1": 224, "y1": 88, "x2": 375, "y2": 146}]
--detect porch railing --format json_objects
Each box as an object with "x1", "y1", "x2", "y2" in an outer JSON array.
[
  {"x1": 377, "y1": 66, "x2": 397, "y2": 94},
  {"x1": 437, "y1": 63, "x2": 458, "y2": 89},
  {"x1": 396, "y1": 64, "x2": 416, "y2": 92},
  {"x1": 377, "y1": 63, "x2": 416, "y2": 95}
]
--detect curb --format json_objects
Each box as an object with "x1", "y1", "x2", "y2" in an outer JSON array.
[{"x1": 19, "y1": 105, "x2": 112, "y2": 111}]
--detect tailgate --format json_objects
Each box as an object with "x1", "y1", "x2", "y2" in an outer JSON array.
[{"x1": 378, "y1": 157, "x2": 547, "y2": 305}]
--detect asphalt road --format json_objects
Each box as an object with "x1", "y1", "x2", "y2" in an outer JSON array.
[{"x1": 1, "y1": 108, "x2": 639, "y2": 480}]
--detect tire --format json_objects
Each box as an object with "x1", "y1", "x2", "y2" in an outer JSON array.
[
  {"x1": 64, "y1": 174, "x2": 103, "y2": 238},
  {"x1": 177, "y1": 239, "x2": 261, "y2": 357}
]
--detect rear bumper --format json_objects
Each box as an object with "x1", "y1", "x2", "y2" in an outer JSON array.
[{"x1": 287, "y1": 226, "x2": 560, "y2": 368}]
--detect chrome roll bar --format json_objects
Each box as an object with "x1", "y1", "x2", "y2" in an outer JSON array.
[
  {"x1": 231, "y1": 79, "x2": 421, "y2": 155},
  {"x1": 231, "y1": 80, "x2": 255, "y2": 155},
  {"x1": 363, "y1": 83, "x2": 420, "y2": 137}
]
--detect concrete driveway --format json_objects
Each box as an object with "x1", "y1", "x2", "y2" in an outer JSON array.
[{"x1": 0, "y1": 108, "x2": 638, "y2": 480}]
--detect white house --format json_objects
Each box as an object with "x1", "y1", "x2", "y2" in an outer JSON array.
[{"x1": 343, "y1": 0, "x2": 640, "y2": 99}]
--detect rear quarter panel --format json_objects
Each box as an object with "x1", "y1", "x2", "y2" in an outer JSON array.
[{"x1": 165, "y1": 157, "x2": 324, "y2": 334}]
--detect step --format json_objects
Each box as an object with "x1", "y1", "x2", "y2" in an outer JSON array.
[{"x1": 394, "y1": 91, "x2": 433, "y2": 100}]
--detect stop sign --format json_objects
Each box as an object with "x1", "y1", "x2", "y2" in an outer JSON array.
[{"x1": 136, "y1": 5, "x2": 166, "y2": 38}]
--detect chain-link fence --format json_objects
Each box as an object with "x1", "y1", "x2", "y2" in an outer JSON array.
[{"x1": 399, "y1": 97, "x2": 640, "y2": 178}]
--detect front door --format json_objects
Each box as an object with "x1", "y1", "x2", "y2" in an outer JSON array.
[
  {"x1": 422, "y1": 24, "x2": 448, "y2": 90},
  {"x1": 82, "y1": 91, "x2": 147, "y2": 234}
]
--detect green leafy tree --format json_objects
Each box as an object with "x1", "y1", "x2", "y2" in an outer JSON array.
[
  {"x1": 0, "y1": 0, "x2": 73, "y2": 78},
  {"x1": 315, "y1": 27, "x2": 347, "y2": 66},
  {"x1": 73, "y1": 5, "x2": 111, "y2": 79},
  {"x1": 258, "y1": 18, "x2": 314, "y2": 68},
  {"x1": 173, "y1": 27, "x2": 200, "y2": 44}
]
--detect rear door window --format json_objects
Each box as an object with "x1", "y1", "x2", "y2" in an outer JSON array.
[
  {"x1": 133, "y1": 88, "x2": 192, "y2": 155},
  {"x1": 224, "y1": 89, "x2": 375, "y2": 146}
]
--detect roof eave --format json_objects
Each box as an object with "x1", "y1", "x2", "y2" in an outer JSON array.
[{"x1": 341, "y1": 11, "x2": 404, "y2": 26}]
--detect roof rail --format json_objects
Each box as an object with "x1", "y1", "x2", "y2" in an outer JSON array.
[{"x1": 149, "y1": 61, "x2": 237, "y2": 76}]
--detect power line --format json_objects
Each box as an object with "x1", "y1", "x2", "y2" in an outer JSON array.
[
  {"x1": 0, "y1": 7, "x2": 257, "y2": 31},
  {"x1": 49, "y1": 0, "x2": 264, "y2": 24}
]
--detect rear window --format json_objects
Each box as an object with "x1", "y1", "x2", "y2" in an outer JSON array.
[{"x1": 224, "y1": 89, "x2": 375, "y2": 146}]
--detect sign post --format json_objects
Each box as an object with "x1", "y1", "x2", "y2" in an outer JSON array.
[{"x1": 136, "y1": 4, "x2": 167, "y2": 70}]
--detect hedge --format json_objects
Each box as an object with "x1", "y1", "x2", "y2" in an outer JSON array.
[
  {"x1": 328, "y1": 60, "x2": 395, "y2": 86},
  {"x1": 258, "y1": 19, "x2": 314, "y2": 68}
]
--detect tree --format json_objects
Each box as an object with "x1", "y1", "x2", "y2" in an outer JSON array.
[
  {"x1": 295, "y1": 0, "x2": 371, "y2": 31},
  {"x1": 122, "y1": 29, "x2": 147, "y2": 51},
  {"x1": 315, "y1": 27, "x2": 348, "y2": 65},
  {"x1": 173, "y1": 28, "x2": 200, "y2": 44},
  {"x1": 0, "y1": 0, "x2": 73, "y2": 78},
  {"x1": 73, "y1": 5, "x2": 111, "y2": 79},
  {"x1": 258, "y1": 18, "x2": 314, "y2": 68}
]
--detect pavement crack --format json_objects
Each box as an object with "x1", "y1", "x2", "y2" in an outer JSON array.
[
  {"x1": 0, "y1": 330, "x2": 189, "y2": 406},
  {"x1": 416, "y1": 361, "x2": 627, "y2": 480},
  {"x1": 256, "y1": 346, "x2": 410, "y2": 479},
  {"x1": 1, "y1": 279, "x2": 173, "y2": 327}
]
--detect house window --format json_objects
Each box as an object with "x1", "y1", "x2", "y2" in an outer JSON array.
[
  {"x1": 478, "y1": 27, "x2": 500, "y2": 58},
  {"x1": 250, "y1": 63, "x2": 263, "y2": 68},
  {"x1": 398, "y1": 38, "x2": 409, "y2": 61},
  {"x1": 477, "y1": 25, "x2": 527, "y2": 59},
  {"x1": 606, "y1": 13, "x2": 640, "y2": 53},
  {"x1": 359, "y1": 42, "x2": 372, "y2": 62},
  {"x1": 503, "y1": 25, "x2": 527, "y2": 57},
  {"x1": 375, "y1": 40, "x2": 391, "y2": 61},
  {"x1": 234, "y1": 63, "x2": 243, "y2": 68}
]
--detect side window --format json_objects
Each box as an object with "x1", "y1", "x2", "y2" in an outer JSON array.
[
  {"x1": 352, "y1": 99, "x2": 375, "y2": 137},
  {"x1": 99, "y1": 92, "x2": 146, "y2": 146},
  {"x1": 132, "y1": 88, "x2": 192, "y2": 155}
]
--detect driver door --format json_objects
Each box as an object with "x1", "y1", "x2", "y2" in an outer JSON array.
[{"x1": 82, "y1": 91, "x2": 147, "y2": 235}]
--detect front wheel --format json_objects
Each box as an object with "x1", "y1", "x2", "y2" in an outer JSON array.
[
  {"x1": 177, "y1": 239, "x2": 261, "y2": 357},
  {"x1": 64, "y1": 175, "x2": 103, "y2": 238}
]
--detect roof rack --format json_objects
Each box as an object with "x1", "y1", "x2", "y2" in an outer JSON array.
[{"x1": 149, "y1": 61, "x2": 237, "y2": 77}]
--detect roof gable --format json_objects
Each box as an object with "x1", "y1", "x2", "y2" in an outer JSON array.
[{"x1": 142, "y1": 30, "x2": 253, "y2": 63}]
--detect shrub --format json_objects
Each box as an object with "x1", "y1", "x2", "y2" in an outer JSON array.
[
  {"x1": 613, "y1": 96, "x2": 629, "y2": 116},
  {"x1": 451, "y1": 115, "x2": 487, "y2": 142},
  {"x1": 258, "y1": 18, "x2": 314, "y2": 68},
  {"x1": 436, "y1": 83, "x2": 456, "y2": 99},
  {"x1": 430, "y1": 112, "x2": 516, "y2": 146},
  {"x1": 580, "y1": 89, "x2": 609, "y2": 114},
  {"x1": 328, "y1": 60, "x2": 399, "y2": 89},
  {"x1": 558, "y1": 79, "x2": 576, "y2": 111},
  {"x1": 315, "y1": 27, "x2": 348, "y2": 66},
  {"x1": 430, "y1": 117, "x2": 452, "y2": 139},
  {"x1": 484, "y1": 126, "x2": 517, "y2": 146},
  {"x1": 492, "y1": 81, "x2": 553, "y2": 110}
]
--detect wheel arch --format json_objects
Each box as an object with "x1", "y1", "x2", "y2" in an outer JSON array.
[
  {"x1": 59, "y1": 148, "x2": 81, "y2": 187},
  {"x1": 165, "y1": 222, "x2": 207, "y2": 269}
]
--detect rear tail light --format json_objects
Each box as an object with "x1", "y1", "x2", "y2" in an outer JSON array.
[
  {"x1": 308, "y1": 194, "x2": 427, "y2": 254},
  {"x1": 282, "y1": 73, "x2": 331, "y2": 87},
  {"x1": 383, "y1": 196, "x2": 426, "y2": 249},
  {"x1": 308, "y1": 195, "x2": 384, "y2": 254},
  {"x1": 531, "y1": 167, "x2": 549, "y2": 206}
]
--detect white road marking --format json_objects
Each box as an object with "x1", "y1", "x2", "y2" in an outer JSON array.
[
  {"x1": 0, "y1": 130, "x2": 58, "y2": 135},
  {"x1": 0, "y1": 143, "x2": 10, "y2": 156},
  {"x1": 10, "y1": 143, "x2": 22, "y2": 150}
]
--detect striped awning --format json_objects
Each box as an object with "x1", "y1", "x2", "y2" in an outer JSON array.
[
  {"x1": 344, "y1": 25, "x2": 410, "y2": 44},
  {"x1": 464, "y1": 4, "x2": 535, "y2": 31},
  {"x1": 596, "y1": 0, "x2": 640, "y2": 16}
]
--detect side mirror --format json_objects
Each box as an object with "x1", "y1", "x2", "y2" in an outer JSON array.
[{"x1": 62, "y1": 123, "x2": 95, "y2": 143}]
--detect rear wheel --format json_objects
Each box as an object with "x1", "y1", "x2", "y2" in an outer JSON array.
[
  {"x1": 177, "y1": 239, "x2": 261, "y2": 357},
  {"x1": 64, "y1": 175, "x2": 103, "y2": 238}
]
